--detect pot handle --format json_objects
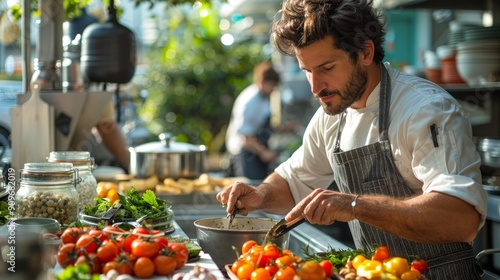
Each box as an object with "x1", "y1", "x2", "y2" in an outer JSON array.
[{"x1": 159, "y1": 133, "x2": 174, "y2": 148}]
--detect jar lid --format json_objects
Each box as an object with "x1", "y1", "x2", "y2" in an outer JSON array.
[
  {"x1": 47, "y1": 151, "x2": 95, "y2": 168},
  {"x1": 20, "y1": 162, "x2": 77, "y2": 185},
  {"x1": 23, "y1": 162, "x2": 74, "y2": 173}
]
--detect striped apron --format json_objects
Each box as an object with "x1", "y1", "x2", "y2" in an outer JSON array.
[{"x1": 331, "y1": 64, "x2": 482, "y2": 279}]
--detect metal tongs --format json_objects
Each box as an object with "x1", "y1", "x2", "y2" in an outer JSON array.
[
  {"x1": 100, "y1": 203, "x2": 122, "y2": 225},
  {"x1": 226, "y1": 206, "x2": 239, "y2": 226},
  {"x1": 264, "y1": 216, "x2": 305, "y2": 243}
]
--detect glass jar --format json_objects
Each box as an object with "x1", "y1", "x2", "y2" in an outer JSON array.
[
  {"x1": 47, "y1": 151, "x2": 98, "y2": 209},
  {"x1": 15, "y1": 162, "x2": 80, "y2": 225}
]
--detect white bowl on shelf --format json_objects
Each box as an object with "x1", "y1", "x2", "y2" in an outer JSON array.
[{"x1": 456, "y1": 60, "x2": 500, "y2": 86}]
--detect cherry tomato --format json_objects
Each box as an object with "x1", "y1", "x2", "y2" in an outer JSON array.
[
  {"x1": 89, "y1": 229, "x2": 107, "y2": 243},
  {"x1": 113, "y1": 252, "x2": 136, "y2": 275},
  {"x1": 134, "y1": 256, "x2": 155, "y2": 278},
  {"x1": 275, "y1": 255, "x2": 295, "y2": 267},
  {"x1": 297, "y1": 261, "x2": 326, "y2": 280},
  {"x1": 154, "y1": 236, "x2": 169, "y2": 250},
  {"x1": 102, "y1": 260, "x2": 118, "y2": 275},
  {"x1": 265, "y1": 264, "x2": 279, "y2": 276},
  {"x1": 319, "y1": 260, "x2": 333, "y2": 278},
  {"x1": 131, "y1": 238, "x2": 159, "y2": 258},
  {"x1": 232, "y1": 259, "x2": 246, "y2": 274},
  {"x1": 411, "y1": 258, "x2": 428, "y2": 274},
  {"x1": 401, "y1": 269, "x2": 423, "y2": 280},
  {"x1": 97, "y1": 241, "x2": 119, "y2": 263},
  {"x1": 372, "y1": 245, "x2": 390, "y2": 262},
  {"x1": 275, "y1": 266, "x2": 296, "y2": 280},
  {"x1": 154, "y1": 254, "x2": 177, "y2": 276},
  {"x1": 260, "y1": 243, "x2": 280, "y2": 267},
  {"x1": 242, "y1": 240, "x2": 258, "y2": 254},
  {"x1": 169, "y1": 243, "x2": 189, "y2": 269},
  {"x1": 75, "y1": 234, "x2": 100, "y2": 253},
  {"x1": 102, "y1": 225, "x2": 125, "y2": 237},
  {"x1": 251, "y1": 267, "x2": 271, "y2": 280},
  {"x1": 117, "y1": 233, "x2": 138, "y2": 253},
  {"x1": 75, "y1": 252, "x2": 102, "y2": 274},
  {"x1": 57, "y1": 243, "x2": 79, "y2": 268},
  {"x1": 237, "y1": 263, "x2": 256, "y2": 280},
  {"x1": 351, "y1": 254, "x2": 368, "y2": 270},
  {"x1": 61, "y1": 227, "x2": 82, "y2": 244},
  {"x1": 132, "y1": 226, "x2": 154, "y2": 236}
]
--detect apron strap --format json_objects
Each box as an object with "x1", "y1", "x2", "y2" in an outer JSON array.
[{"x1": 379, "y1": 63, "x2": 391, "y2": 141}]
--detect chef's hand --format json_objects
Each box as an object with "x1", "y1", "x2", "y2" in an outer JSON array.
[
  {"x1": 216, "y1": 181, "x2": 264, "y2": 216},
  {"x1": 285, "y1": 189, "x2": 358, "y2": 225}
]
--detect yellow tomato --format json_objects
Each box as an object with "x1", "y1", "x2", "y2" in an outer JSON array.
[
  {"x1": 351, "y1": 254, "x2": 368, "y2": 270},
  {"x1": 296, "y1": 261, "x2": 326, "y2": 280},
  {"x1": 401, "y1": 269, "x2": 423, "y2": 280},
  {"x1": 356, "y1": 260, "x2": 383, "y2": 279},
  {"x1": 384, "y1": 257, "x2": 410, "y2": 277}
]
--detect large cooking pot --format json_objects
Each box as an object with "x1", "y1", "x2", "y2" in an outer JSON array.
[
  {"x1": 194, "y1": 217, "x2": 289, "y2": 270},
  {"x1": 475, "y1": 137, "x2": 500, "y2": 170},
  {"x1": 129, "y1": 133, "x2": 206, "y2": 181}
]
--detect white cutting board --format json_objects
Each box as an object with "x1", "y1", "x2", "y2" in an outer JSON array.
[{"x1": 11, "y1": 84, "x2": 55, "y2": 170}]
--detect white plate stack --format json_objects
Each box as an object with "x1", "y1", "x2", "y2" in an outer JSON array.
[{"x1": 456, "y1": 25, "x2": 500, "y2": 86}]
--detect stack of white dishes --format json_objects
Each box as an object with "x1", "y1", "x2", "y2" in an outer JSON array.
[{"x1": 456, "y1": 26, "x2": 500, "y2": 86}]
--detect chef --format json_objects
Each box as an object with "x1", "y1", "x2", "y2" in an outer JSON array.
[{"x1": 217, "y1": 0, "x2": 487, "y2": 278}]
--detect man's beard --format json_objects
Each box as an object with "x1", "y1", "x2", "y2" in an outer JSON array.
[{"x1": 316, "y1": 64, "x2": 368, "y2": 116}]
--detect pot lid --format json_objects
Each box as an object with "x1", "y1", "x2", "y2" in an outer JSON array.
[{"x1": 133, "y1": 133, "x2": 206, "y2": 153}]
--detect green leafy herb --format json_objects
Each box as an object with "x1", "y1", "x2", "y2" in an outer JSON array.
[
  {"x1": 301, "y1": 245, "x2": 373, "y2": 271},
  {"x1": 84, "y1": 188, "x2": 171, "y2": 220}
]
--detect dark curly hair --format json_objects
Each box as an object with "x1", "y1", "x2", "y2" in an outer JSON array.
[{"x1": 272, "y1": 0, "x2": 386, "y2": 63}]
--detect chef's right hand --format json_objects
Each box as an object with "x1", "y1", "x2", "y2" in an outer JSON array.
[{"x1": 216, "y1": 181, "x2": 264, "y2": 216}]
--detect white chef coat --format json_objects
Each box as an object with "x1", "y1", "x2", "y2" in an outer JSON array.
[
  {"x1": 226, "y1": 84, "x2": 271, "y2": 155},
  {"x1": 275, "y1": 63, "x2": 487, "y2": 226}
]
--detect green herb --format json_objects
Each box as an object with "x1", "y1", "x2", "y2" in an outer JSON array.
[
  {"x1": 301, "y1": 245, "x2": 373, "y2": 271},
  {"x1": 57, "y1": 263, "x2": 100, "y2": 280},
  {"x1": 83, "y1": 188, "x2": 171, "y2": 220},
  {"x1": 0, "y1": 201, "x2": 10, "y2": 226}
]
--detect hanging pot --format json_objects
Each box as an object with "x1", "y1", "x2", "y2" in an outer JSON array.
[
  {"x1": 129, "y1": 133, "x2": 206, "y2": 181},
  {"x1": 80, "y1": 2, "x2": 136, "y2": 84}
]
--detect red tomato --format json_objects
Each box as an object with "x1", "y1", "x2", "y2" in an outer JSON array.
[
  {"x1": 102, "y1": 225, "x2": 125, "y2": 237},
  {"x1": 131, "y1": 238, "x2": 159, "y2": 258},
  {"x1": 113, "y1": 252, "x2": 137, "y2": 275},
  {"x1": 57, "y1": 243, "x2": 79, "y2": 268},
  {"x1": 242, "y1": 240, "x2": 258, "y2": 254},
  {"x1": 89, "y1": 229, "x2": 107, "y2": 243},
  {"x1": 75, "y1": 234, "x2": 100, "y2": 254},
  {"x1": 154, "y1": 254, "x2": 177, "y2": 276},
  {"x1": 260, "y1": 243, "x2": 281, "y2": 267},
  {"x1": 154, "y1": 236, "x2": 169, "y2": 250},
  {"x1": 61, "y1": 227, "x2": 82, "y2": 244},
  {"x1": 168, "y1": 243, "x2": 189, "y2": 269},
  {"x1": 132, "y1": 226, "x2": 154, "y2": 236},
  {"x1": 372, "y1": 245, "x2": 391, "y2": 262},
  {"x1": 319, "y1": 260, "x2": 333, "y2": 278},
  {"x1": 411, "y1": 258, "x2": 428, "y2": 274},
  {"x1": 75, "y1": 252, "x2": 102, "y2": 274},
  {"x1": 97, "y1": 241, "x2": 119, "y2": 263},
  {"x1": 117, "y1": 234, "x2": 138, "y2": 253},
  {"x1": 134, "y1": 257, "x2": 155, "y2": 278},
  {"x1": 265, "y1": 264, "x2": 279, "y2": 276}
]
